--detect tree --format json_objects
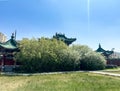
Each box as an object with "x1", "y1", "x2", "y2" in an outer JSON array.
[
  {"x1": 16, "y1": 38, "x2": 80, "y2": 72},
  {"x1": 71, "y1": 45, "x2": 106, "y2": 70},
  {"x1": 15, "y1": 39, "x2": 106, "y2": 72}
]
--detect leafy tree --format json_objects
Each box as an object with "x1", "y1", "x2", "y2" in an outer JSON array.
[
  {"x1": 71, "y1": 45, "x2": 106, "y2": 70},
  {"x1": 15, "y1": 39, "x2": 106, "y2": 72},
  {"x1": 56, "y1": 48, "x2": 80, "y2": 71},
  {"x1": 80, "y1": 52, "x2": 106, "y2": 70},
  {"x1": 16, "y1": 38, "x2": 79, "y2": 72}
]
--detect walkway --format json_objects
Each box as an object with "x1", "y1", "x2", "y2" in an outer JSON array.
[
  {"x1": 1, "y1": 71, "x2": 120, "y2": 77},
  {"x1": 90, "y1": 71, "x2": 120, "y2": 77}
]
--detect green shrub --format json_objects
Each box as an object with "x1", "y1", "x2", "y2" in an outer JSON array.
[
  {"x1": 106, "y1": 64, "x2": 118, "y2": 69},
  {"x1": 71, "y1": 45, "x2": 106, "y2": 71},
  {"x1": 16, "y1": 39, "x2": 106, "y2": 72},
  {"x1": 57, "y1": 49, "x2": 80, "y2": 71},
  {"x1": 80, "y1": 52, "x2": 106, "y2": 70},
  {"x1": 15, "y1": 38, "x2": 80, "y2": 73}
]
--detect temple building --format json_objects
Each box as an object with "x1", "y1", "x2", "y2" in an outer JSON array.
[
  {"x1": 109, "y1": 52, "x2": 120, "y2": 59},
  {"x1": 53, "y1": 33, "x2": 76, "y2": 45},
  {"x1": 96, "y1": 44, "x2": 120, "y2": 66},
  {"x1": 0, "y1": 33, "x2": 19, "y2": 72}
]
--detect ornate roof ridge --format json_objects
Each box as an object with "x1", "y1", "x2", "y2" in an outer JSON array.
[{"x1": 0, "y1": 33, "x2": 18, "y2": 50}]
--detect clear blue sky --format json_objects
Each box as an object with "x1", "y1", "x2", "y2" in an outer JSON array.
[{"x1": 0, "y1": 0, "x2": 120, "y2": 51}]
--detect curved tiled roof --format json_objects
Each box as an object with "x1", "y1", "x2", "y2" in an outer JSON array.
[
  {"x1": 0, "y1": 34, "x2": 18, "y2": 50},
  {"x1": 53, "y1": 33, "x2": 76, "y2": 45},
  {"x1": 96, "y1": 44, "x2": 105, "y2": 53},
  {"x1": 96, "y1": 44, "x2": 114, "y2": 58}
]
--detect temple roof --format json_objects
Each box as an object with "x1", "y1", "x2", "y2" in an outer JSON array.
[
  {"x1": 53, "y1": 33, "x2": 76, "y2": 45},
  {"x1": 96, "y1": 44, "x2": 114, "y2": 58},
  {"x1": 0, "y1": 34, "x2": 18, "y2": 50},
  {"x1": 96, "y1": 44, "x2": 105, "y2": 53}
]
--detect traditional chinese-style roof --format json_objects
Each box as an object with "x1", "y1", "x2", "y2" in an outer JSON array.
[
  {"x1": 96, "y1": 44, "x2": 105, "y2": 53},
  {"x1": 0, "y1": 34, "x2": 19, "y2": 52},
  {"x1": 96, "y1": 44, "x2": 113, "y2": 58},
  {"x1": 53, "y1": 33, "x2": 76, "y2": 45}
]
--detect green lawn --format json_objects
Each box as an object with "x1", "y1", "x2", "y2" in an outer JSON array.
[{"x1": 0, "y1": 72, "x2": 120, "y2": 91}]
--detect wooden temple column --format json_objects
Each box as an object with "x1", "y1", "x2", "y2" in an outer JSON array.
[{"x1": 1, "y1": 53, "x2": 5, "y2": 72}]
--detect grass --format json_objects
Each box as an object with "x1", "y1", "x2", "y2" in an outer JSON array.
[{"x1": 0, "y1": 72, "x2": 120, "y2": 91}]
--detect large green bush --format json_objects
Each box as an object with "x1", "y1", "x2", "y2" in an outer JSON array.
[
  {"x1": 16, "y1": 39, "x2": 106, "y2": 72},
  {"x1": 71, "y1": 45, "x2": 106, "y2": 70},
  {"x1": 15, "y1": 38, "x2": 80, "y2": 72},
  {"x1": 56, "y1": 49, "x2": 80, "y2": 71},
  {"x1": 80, "y1": 52, "x2": 106, "y2": 70}
]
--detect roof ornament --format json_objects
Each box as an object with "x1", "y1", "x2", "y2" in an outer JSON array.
[
  {"x1": 11, "y1": 33, "x2": 15, "y2": 39},
  {"x1": 99, "y1": 43, "x2": 101, "y2": 48}
]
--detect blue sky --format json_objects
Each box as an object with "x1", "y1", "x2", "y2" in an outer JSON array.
[{"x1": 0, "y1": 0, "x2": 120, "y2": 51}]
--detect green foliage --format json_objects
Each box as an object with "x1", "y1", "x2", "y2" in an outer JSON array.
[
  {"x1": 15, "y1": 38, "x2": 42, "y2": 72},
  {"x1": 71, "y1": 45, "x2": 92, "y2": 58},
  {"x1": 71, "y1": 45, "x2": 106, "y2": 70},
  {"x1": 105, "y1": 64, "x2": 118, "y2": 69},
  {"x1": 16, "y1": 39, "x2": 106, "y2": 72},
  {"x1": 15, "y1": 38, "x2": 80, "y2": 72},
  {"x1": 80, "y1": 52, "x2": 106, "y2": 70},
  {"x1": 56, "y1": 48, "x2": 80, "y2": 71}
]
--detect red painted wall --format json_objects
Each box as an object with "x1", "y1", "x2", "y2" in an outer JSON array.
[
  {"x1": 0, "y1": 59, "x2": 15, "y2": 65},
  {"x1": 107, "y1": 59, "x2": 120, "y2": 66}
]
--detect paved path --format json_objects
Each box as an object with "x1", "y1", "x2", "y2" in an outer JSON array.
[
  {"x1": 0, "y1": 71, "x2": 84, "y2": 76},
  {"x1": 90, "y1": 71, "x2": 120, "y2": 77},
  {"x1": 1, "y1": 71, "x2": 120, "y2": 77}
]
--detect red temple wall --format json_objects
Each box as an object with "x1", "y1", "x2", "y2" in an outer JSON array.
[
  {"x1": 107, "y1": 59, "x2": 120, "y2": 66},
  {"x1": 0, "y1": 59, "x2": 15, "y2": 65}
]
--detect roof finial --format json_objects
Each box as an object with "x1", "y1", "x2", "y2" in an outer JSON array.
[
  {"x1": 11, "y1": 33, "x2": 15, "y2": 39},
  {"x1": 99, "y1": 43, "x2": 101, "y2": 48},
  {"x1": 15, "y1": 30, "x2": 17, "y2": 40}
]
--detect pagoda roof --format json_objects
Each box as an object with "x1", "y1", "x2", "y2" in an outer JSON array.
[
  {"x1": 96, "y1": 44, "x2": 105, "y2": 53},
  {"x1": 96, "y1": 44, "x2": 114, "y2": 58},
  {"x1": 0, "y1": 34, "x2": 18, "y2": 50},
  {"x1": 53, "y1": 33, "x2": 76, "y2": 45}
]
